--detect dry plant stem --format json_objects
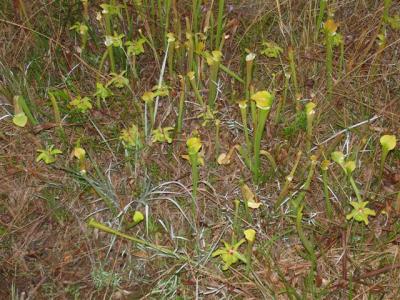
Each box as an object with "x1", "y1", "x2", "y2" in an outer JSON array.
[{"x1": 275, "y1": 151, "x2": 302, "y2": 209}]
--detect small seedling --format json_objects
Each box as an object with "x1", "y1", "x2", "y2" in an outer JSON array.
[
  {"x1": 212, "y1": 239, "x2": 247, "y2": 271},
  {"x1": 104, "y1": 32, "x2": 125, "y2": 48},
  {"x1": 36, "y1": 145, "x2": 62, "y2": 164},
  {"x1": 125, "y1": 38, "x2": 146, "y2": 79},
  {"x1": 152, "y1": 127, "x2": 174, "y2": 144},
  {"x1": 260, "y1": 41, "x2": 283, "y2": 58},
  {"x1": 120, "y1": 124, "x2": 143, "y2": 151},
  {"x1": 106, "y1": 71, "x2": 129, "y2": 89},
  {"x1": 331, "y1": 151, "x2": 376, "y2": 225},
  {"x1": 69, "y1": 96, "x2": 92, "y2": 113},
  {"x1": 94, "y1": 83, "x2": 113, "y2": 107},
  {"x1": 346, "y1": 201, "x2": 376, "y2": 225},
  {"x1": 70, "y1": 21, "x2": 88, "y2": 50}
]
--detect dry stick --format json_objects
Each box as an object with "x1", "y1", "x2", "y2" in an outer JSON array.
[
  {"x1": 311, "y1": 115, "x2": 380, "y2": 151},
  {"x1": 354, "y1": 263, "x2": 400, "y2": 281},
  {"x1": 153, "y1": 42, "x2": 170, "y2": 127}
]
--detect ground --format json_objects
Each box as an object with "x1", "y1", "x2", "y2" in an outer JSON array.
[{"x1": 0, "y1": 0, "x2": 400, "y2": 299}]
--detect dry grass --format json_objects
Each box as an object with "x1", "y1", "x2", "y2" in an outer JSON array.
[{"x1": 1, "y1": 0, "x2": 400, "y2": 299}]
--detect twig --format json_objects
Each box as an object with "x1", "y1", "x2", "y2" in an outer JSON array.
[{"x1": 312, "y1": 115, "x2": 380, "y2": 151}]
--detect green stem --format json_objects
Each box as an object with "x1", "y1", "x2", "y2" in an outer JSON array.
[
  {"x1": 321, "y1": 164, "x2": 333, "y2": 219},
  {"x1": 325, "y1": 31, "x2": 333, "y2": 101},
  {"x1": 292, "y1": 156, "x2": 317, "y2": 210},
  {"x1": 253, "y1": 108, "x2": 270, "y2": 183},
  {"x1": 215, "y1": 0, "x2": 225, "y2": 50},
  {"x1": 240, "y1": 105, "x2": 252, "y2": 168},
  {"x1": 296, "y1": 206, "x2": 317, "y2": 270},
  {"x1": 104, "y1": 14, "x2": 116, "y2": 73},
  {"x1": 275, "y1": 151, "x2": 302, "y2": 209},
  {"x1": 188, "y1": 72, "x2": 204, "y2": 106},
  {"x1": 176, "y1": 76, "x2": 185, "y2": 134},
  {"x1": 349, "y1": 175, "x2": 362, "y2": 202},
  {"x1": 315, "y1": 0, "x2": 327, "y2": 39},
  {"x1": 288, "y1": 47, "x2": 300, "y2": 110}
]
